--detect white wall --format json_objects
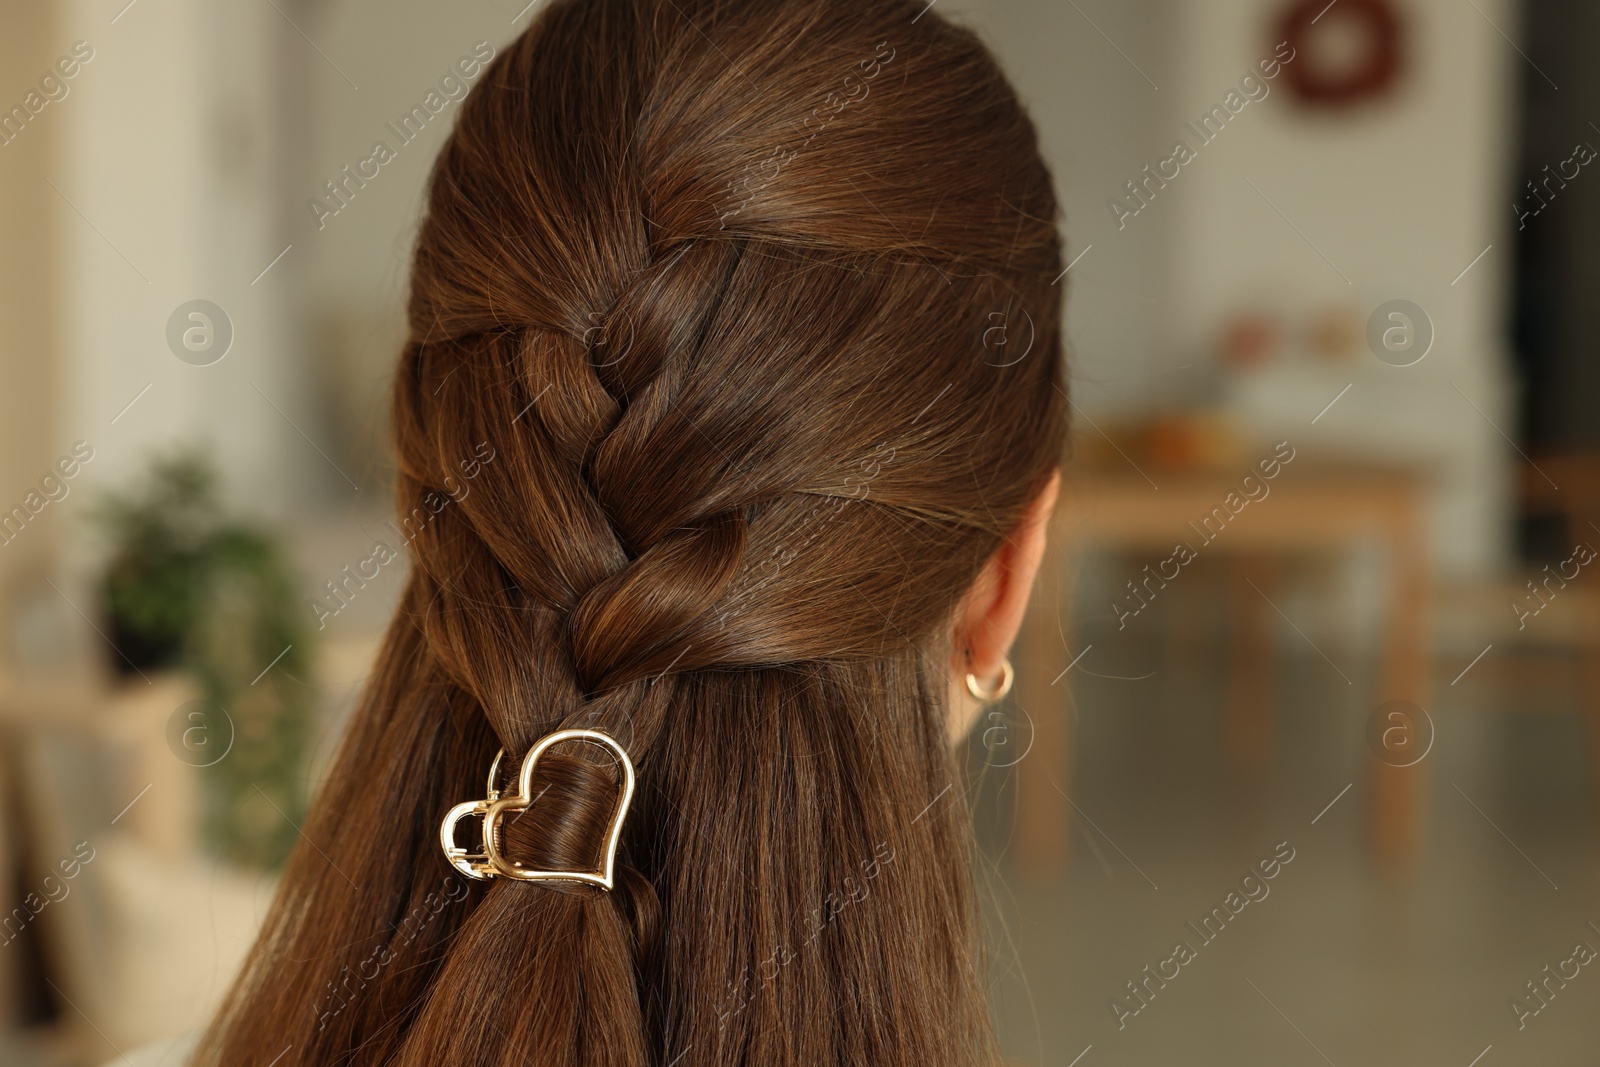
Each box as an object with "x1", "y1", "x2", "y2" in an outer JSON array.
[
  {"x1": 56, "y1": 0, "x2": 303, "y2": 535},
  {"x1": 1168, "y1": 0, "x2": 1516, "y2": 573}
]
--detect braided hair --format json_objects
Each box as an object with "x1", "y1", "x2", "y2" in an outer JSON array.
[{"x1": 195, "y1": 0, "x2": 1065, "y2": 1063}]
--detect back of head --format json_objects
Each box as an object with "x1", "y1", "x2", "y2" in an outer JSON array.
[{"x1": 195, "y1": 1, "x2": 1065, "y2": 1064}]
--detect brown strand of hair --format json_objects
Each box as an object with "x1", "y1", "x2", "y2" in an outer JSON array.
[{"x1": 191, "y1": 0, "x2": 1066, "y2": 1063}]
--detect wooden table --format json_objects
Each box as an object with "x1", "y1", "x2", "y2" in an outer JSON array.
[{"x1": 1012, "y1": 458, "x2": 1432, "y2": 874}]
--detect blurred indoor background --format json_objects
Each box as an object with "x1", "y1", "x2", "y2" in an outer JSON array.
[{"x1": 2, "y1": 0, "x2": 1597, "y2": 1064}]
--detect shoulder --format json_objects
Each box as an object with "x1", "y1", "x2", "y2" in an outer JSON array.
[{"x1": 105, "y1": 1030, "x2": 200, "y2": 1067}]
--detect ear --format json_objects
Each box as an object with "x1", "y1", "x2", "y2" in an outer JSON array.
[{"x1": 951, "y1": 469, "x2": 1060, "y2": 693}]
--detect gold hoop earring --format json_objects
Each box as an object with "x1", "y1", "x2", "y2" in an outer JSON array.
[{"x1": 964, "y1": 658, "x2": 1014, "y2": 703}]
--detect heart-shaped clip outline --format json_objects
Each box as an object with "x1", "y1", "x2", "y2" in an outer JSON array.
[{"x1": 480, "y1": 728, "x2": 636, "y2": 890}]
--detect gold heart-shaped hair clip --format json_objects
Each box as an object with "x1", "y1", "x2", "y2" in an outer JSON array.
[{"x1": 439, "y1": 728, "x2": 636, "y2": 890}]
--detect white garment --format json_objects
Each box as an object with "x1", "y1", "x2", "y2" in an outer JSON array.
[{"x1": 107, "y1": 1030, "x2": 199, "y2": 1067}]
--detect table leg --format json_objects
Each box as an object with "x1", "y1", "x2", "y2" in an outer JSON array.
[
  {"x1": 1225, "y1": 555, "x2": 1279, "y2": 770},
  {"x1": 1373, "y1": 498, "x2": 1430, "y2": 865}
]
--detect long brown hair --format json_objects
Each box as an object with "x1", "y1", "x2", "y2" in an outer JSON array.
[{"x1": 193, "y1": 0, "x2": 1065, "y2": 1063}]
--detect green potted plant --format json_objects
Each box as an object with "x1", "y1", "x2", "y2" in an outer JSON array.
[{"x1": 95, "y1": 450, "x2": 312, "y2": 869}]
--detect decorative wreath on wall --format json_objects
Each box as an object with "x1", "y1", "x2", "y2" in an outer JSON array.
[{"x1": 1277, "y1": 0, "x2": 1404, "y2": 108}]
